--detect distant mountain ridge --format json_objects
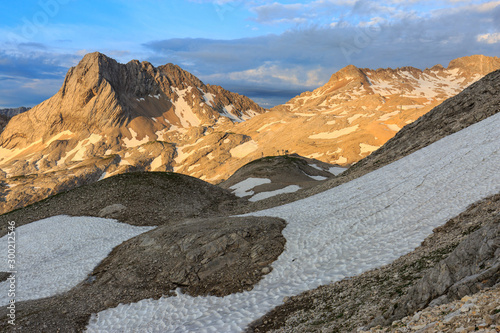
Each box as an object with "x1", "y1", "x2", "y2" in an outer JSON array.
[
  {"x1": 0, "y1": 53, "x2": 499, "y2": 214},
  {"x1": 0, "y1": 107, "x2": 30, "y2": 118}
]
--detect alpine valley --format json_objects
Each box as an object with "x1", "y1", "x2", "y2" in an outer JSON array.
[
  {"x1": 0, "y1": 52, "x2": 499, "y2": 333},
  {"x1": 0, "y1": 53, "x2": 498, "y2": 214}
]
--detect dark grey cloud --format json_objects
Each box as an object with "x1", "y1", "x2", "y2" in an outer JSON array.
[{"x1": 143, "y1": 2, "x2": 500, "y2": 107}]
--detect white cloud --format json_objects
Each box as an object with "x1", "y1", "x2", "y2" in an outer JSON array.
[
  {"x1": 223, "y1": 63, "x2": 328, "y2": 87},
  {"x1": 477, "y1": 32, "x2": 500, "y2": 44}
]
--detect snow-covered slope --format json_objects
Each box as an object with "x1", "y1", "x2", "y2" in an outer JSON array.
[
  {"x1": 85, "y1": 111, "x2": 500, "y2": 331},
  {"x1": 0, "y1": 216, "x2": 154, "y2": 305}
]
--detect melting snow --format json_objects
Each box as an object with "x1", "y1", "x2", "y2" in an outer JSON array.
[
  {"x1": 123, "y1": 129, "x2": 149, "y2": 148},
  {"x1": 309, "y1": 125, "x2": 360, "y2": 140},
  {"x1": 378, "y1": 110, "x2": 401, "y2": 122},
  {"x1": 249, "y1": 185, "x2": 302, "y2": 202},
  {"x1": 59, "y1": 134, "x2": 103, "y2": 163},
  {"x1": 172, "y1": 87, "x2": 202, "y2": 127},
  {"x1": 347, "y1": 114, "x2": 363, "y2": 124},
  {"x1": 97, "y1": 171, "x2": 107, "y2": 181},
  {"x1": 257, "y1": 121, "x2": 286, "y2": 132},
  {"x1": 359, "y1": 143, "x2": 380, "y2": 154},
  {"x1": 386, "y1": 123, "x2": 401, "y2": 131},
  {"x1": 220, "y1": 105, "x2": 243, "y2": 123},
  {"x1": 229, "y1": 177, "x2": 271, "y2": 197},
  {"x1": 230, "y1": 141, "x2": 259, "y2": 158},
  {"x1": 0, "y1": 216, "x2": 154, "y2": 306},
  {"x1": 309, "y1": 164, "x2": 323, "y2": 171},
  {"x1": 328, "y1": 166, "x2": 348, "y2": 176},
  {"x1": 202, "y1": 92, "x2": 215, "y2": 107},
  {"x1": 87, "y1": 111, "x2": 500, "y2": 332},
  {"x1": 150, "y1": 155, "x2": 163, "y2": 171},
  {"x1": 306, "y1": 174, "x2": 328, "y2": 181}
]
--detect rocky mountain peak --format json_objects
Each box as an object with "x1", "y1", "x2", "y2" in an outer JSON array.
[
  {"x1": 327, "y1": 64, "x2": 367, "y2": 84},
  {"x1": 447, "y1": 54, "x2": 500, "y2": 75}
]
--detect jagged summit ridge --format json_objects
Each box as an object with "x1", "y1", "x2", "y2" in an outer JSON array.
[{"x1": 0, "y1": 52, "x2": 265, "y2": 149}]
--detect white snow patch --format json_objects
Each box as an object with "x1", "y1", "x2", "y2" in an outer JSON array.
[
  {"x1": 334, "y1": 155, "x2": 348, "y2": 164},
  {"x1": 307, "y1": 174, "x2": 327, "y2": 181},
  {"x1": 119, "y1": 158, "x2": 131, "y2": 166},
  {"x1": 220, "y1": 105, "x2": 243, "y2": 123},
  {"x1": 188, "y1": 164, "x2": 200, "y2": 172},
  {"x1": 378, "y1": 110, "x2": 401, "y2": 122},
  {"x1": 150, "y1": 155, "x2": 163, "y2": 171},
  {"x1": 123, "y1": 129, "x2": 149, "y2": 148},
  {"x1": 309, "y1": 125, "x2": 359, "y2": 139},
  {"x1": 0, "y1": 216, "x2": 154, "y2": 306},
  {"x1": 360, "y1": 143, "x2": 380, "y2": 154},
  {"x1": 60, "y1": 134, "x2": 103, "y2": 163},
  {"x1": 202, "y1": 92, "x2": 215, "y2": 107},
  {"x1": 88, "y1": 112, "x2": 500, "y2": 333},
  {"x1": 386, "y1": 123, "x2": 401, "y2": 131},
  {"x1": 97, "y1": 171, "x2": 107, "y2": 181},
  {"x1": 230, "y1": 141, "x2": 259, "y2": 158},
  {"x1": 229, "y1": 178, "x2": 271, "y2": 197},
  {"x1": 249, "y1": 185, "x2": 301, "y2": 202},
  {"x1": 46, "y1": 130, "x2": 74, "y2": 146},
  {"x1": 172, "y1": 87, "x2": 201, "y2": 127},
  {"x1": 347, "y1": 114, "x2": 363, "y2": 124},
  {"x1": 257, "y1": 121, "x2": 286, "y2": 132},
  {"x1": 328, "y1": 166, "x2": 348, "y2": 175},
  {"x1": 155, "y1": 129, "x2": 167, "y2": 141},
  {"x1": 309, "y1": 164, "x2": 323, "y2": 171}
]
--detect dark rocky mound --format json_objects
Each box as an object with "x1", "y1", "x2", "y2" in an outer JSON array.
[
  {"x1": 0, "y1": 171, "x2": 247, "y2": 237},
  {"x1": 220, "y1": 154, "x2": 334, "y2": 199},
  {"x1": 246, "y1": 193, "x2": 500, "y2": 332},
  {"x1": 0, "y1": 216, "x2": 286, "y2": 333}
]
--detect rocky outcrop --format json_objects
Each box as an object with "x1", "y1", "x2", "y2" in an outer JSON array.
[
  {"x1": 0, "y1": 216, "x2": 286, "y2": 333},
  {"x1": 377, "y1": 214, "x2": 500, "y2": 326},
  {"x1": 91, "y1": 216, "x2": 286, "y2": 298},
  {"x1": 363, "y1": 287, "x2": 500, "y2": 332}
]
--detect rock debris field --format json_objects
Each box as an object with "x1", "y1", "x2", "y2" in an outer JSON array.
[{"x1": 1, "y1": 112, "x2": 499, "y2": 332}]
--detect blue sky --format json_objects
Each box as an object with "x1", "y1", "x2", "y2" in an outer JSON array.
[{"x1": 0, "y1": 0, "x2": 499, "y2": 108}]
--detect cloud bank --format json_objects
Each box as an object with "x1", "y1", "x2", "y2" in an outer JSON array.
[
  {"x1": 0, "y1": 0, "x2": 498, "y2": 108},
  {"x1": 143, "y1": 1, "x2": 500, "y2": 107}
]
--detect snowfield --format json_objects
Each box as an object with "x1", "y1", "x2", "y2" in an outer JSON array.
[
  {"x1": 86, "y1": 112, "x2": 500, "y2": 332},
  {"x1": 0, "y1": 216, "x2": 154, "y2": 306}
]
